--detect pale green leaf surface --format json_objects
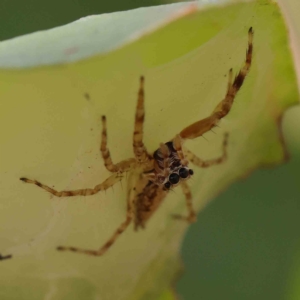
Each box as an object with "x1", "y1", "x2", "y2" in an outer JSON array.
[
  {"x1": 0, "y1": 0, "x2": 237, "y2": 68},
  {"x1": 0, "y1": 1, "x2": 298, "y2": 300},
  {"x1": 277, "y1": 0, "x2": 300, "y2": 153}
]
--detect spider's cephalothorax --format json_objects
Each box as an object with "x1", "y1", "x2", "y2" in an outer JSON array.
[
  {"x1": 20, "y1": 27, "x2": 253, "y2": 256},
  {"x1": 152, "y1": 141, "x2": 194, "y2": 190}
]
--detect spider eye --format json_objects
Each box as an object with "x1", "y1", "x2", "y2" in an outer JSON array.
[
  {"x1": 169, "y1": 173, "x2": 180, "y2": 185},
  {"x1": 179, "y1": 168, "x2": 189, "y2": 178},
  {"x1": 189, "y1": 169, "x2": 194, "y2": 175},
  {"x1": 164, "y1": 182, "x2": 171, "y2": 189}
]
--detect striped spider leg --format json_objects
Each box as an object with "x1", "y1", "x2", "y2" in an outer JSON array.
[{"x1": 20, "y1": 27, "x2": 253, "y2": 256}]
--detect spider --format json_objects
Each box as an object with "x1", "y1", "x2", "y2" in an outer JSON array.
[{"x1": 20, "y1": 27, "x2": 253, "y2": 257}]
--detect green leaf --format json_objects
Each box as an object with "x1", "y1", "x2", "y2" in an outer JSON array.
[{"x1": 0, "y1": 1, "x2": 298, "y2": 300}]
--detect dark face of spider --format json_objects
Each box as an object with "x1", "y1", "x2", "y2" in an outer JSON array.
[
  {"x1": 179, "y1": 167, "x2": 189, "y2": 178},
  {"x1": 153, "y1": 141, "x2": 194, "y2": 190},
  {"x1": 169, "y1": 173, "x2": 180, "y2": 185},
  {"x1": 164, "y1": 181, "x2": 171, "y2": 189},
  {"x1": 164, "y1": 167, "x2": 194, "y2": 190}
]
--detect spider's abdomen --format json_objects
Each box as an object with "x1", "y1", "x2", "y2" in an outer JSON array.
[{"x1": 134, "y1": 181, "x2": 167, "y2": 230}]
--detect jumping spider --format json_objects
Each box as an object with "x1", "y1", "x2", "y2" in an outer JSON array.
[{"x1": 20, "y1": 27, "x2": 253, "y2": 256}]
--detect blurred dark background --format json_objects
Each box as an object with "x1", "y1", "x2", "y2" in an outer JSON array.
[{"x1": 1, "y1": 1, "x2": 299, "y2": 300}]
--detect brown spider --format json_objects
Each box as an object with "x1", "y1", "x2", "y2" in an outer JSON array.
[{"x1": 20, "y1": 27, "x2": 253, "y2": 257}]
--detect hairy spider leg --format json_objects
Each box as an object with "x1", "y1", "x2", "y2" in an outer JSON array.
[
  {"x1": 172, "y1": 133, "x2": 228, "y2": 223},
  {"x1": 158, "y1": 143, "x2": 171, "y2": 177},
  {"x1": 172, "y1": 181, "x2": 197, "y2": 223},
  {"x1": 20, "y1": 173, "x2": 123, "y2": 197},
  {"x1": 173, "y1": 135, "x2": 188, "y2": 166},
  {"x1": 100, "y1": 115, "x2": 119, "y2": 172},
  {"x1": 133, "y1": 76, "x2": 149, "y2": 162},
  {"x1": 57, "y1": 171, "x2": 139, "y2": 256},
  {"x1": 19, "y1": 110, "x2": 137, "y2": 197},
  {"x1": 101, "y1": 115, "x2": 135, "y2": 173},
  {"x1": 184, "y1": 132, "x2": 228, "y2": 168},
  {"x1": 227, "y1": 68, "x2": 233, "y2": 92},
  {"x1": 179, "y1": 27, "x2": 253, "y2": 140}
]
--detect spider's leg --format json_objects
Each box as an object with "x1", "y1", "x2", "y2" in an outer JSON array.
[
  {"x1": 172, "y1": 133, "x2": 228, "y2": 223},
  {"x1": 227, "y1": 68, "x2": 233, "y2": 92},
  {"x1": 179, "y1": 27, "x2": 253, "y2": 140},
  {"x1": 173, "y1": 135, "x2": 188, "y2": 165},
  {"x1": 57, "y1": 171, "x2": 139, "y2": 256},
  {"x1": 185, "y1": 132, "x2": 228, "y2": 168},
  {"x1": 159, "y1": 143, "x2": 170, "y2": 170},
  {"x1": 172, "y1": 181, "x2": 196, "y2": 223},
  {"x1": 20, "y1": 173, "x2": 122, "y2": 197},
  {"x1": 101, "y1": 115, "x2": 135, "y2": 173},
  {"x1": 133, "y1": 76, "x2": 149, "y2": 162}
]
